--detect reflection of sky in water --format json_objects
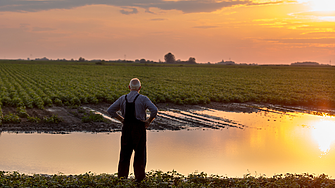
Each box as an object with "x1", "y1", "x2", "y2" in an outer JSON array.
[
  {"x1": 195, "y1": 108, "x2": 335, "y2": 155},
  {"x1": 0, "y1": 108, "x2": 335, "y2": 177}
]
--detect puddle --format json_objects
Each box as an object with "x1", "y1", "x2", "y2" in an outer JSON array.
[{"x1": 1, "y1": 106, "x2": 335, "y2": 177}]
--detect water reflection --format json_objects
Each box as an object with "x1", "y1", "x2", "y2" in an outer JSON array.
[
  {"x1": 312, "y1": 119, "x2": 335, "y2": 154},
  {"x1": 0, "y1": 107, "x2": 335, "y2": 177}
]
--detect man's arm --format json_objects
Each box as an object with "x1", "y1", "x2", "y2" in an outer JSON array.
[
  {"x1": 144, "y1": 116, "x2": 155, "y2": 129},
  {"x1": 143, "y1": 96, "x2": 158, "y2": 128},
  {"x1": 114, "y1": 114, "x2": 124, "y2": 123},
  {"x1": 107, "y1": 96, "x2": 124, "y2": 123}
]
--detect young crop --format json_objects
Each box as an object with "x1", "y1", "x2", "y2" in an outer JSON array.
[
  {"x1": 42, "y1": 115, "x2": 62, "y2": 124},
  {"x1": 0, "y1": 170, "x2": 335, "y2": 187},
  {"x1": 2, "y1": 113, "x2": 21, "y2": 124},
  {"x1": 82, "y1": 111, "x2": 104, "y2": 123},
  {"x1": 0, "y1": 61, "x2": 334, "y2": 109},
  {"x1": 17, "y1": 106, "x2": 29, "y2": 118},
  {"x1": 27, "y1": 116, "x2": 41, "y2": 123}
]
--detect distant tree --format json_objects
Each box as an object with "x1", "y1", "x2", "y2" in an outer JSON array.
[
  {"x1": 291, "y1": 61, "x2": 319, "y2": 66},
  {"x1": 96, "y1": 60, "x2": 105, "y2": 65},
  {"x1": 78, "y1": 57, "x2": 85, "y2": 62},
  {"x1": 164, "y1": 52, "x2": 176, "y2": 63},
  {"x1": 140, "y1": 59, "x2": 146, "y2": 63},
  {"x1": 188, "y1": 57, "x2": 196, "y2": 64}
]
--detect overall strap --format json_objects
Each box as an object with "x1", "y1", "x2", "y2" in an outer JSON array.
[
  {"x1": 125, "y1": 94, "x2": 140, "y2": 103},
  {"x1": 133, "y1": 94, "x2": 140, "y2": 103}
]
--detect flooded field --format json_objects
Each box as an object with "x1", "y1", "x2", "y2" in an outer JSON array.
[{"x1": 1, "y1": 105, "x2": 335, "y2": 177}]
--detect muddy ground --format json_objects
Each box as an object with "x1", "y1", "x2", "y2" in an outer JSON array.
[{"x1": 1, "y1": 102, "x2": 334, "y2": 133}]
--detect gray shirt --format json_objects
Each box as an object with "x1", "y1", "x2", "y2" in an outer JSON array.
[{"x1": 107, "y1": 90, "x2": 158, "y2": 121}]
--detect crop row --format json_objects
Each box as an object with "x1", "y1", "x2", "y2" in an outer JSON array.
[
  {"x1": 0, "y1": 61, "x2": 334, "y2": 109},
  {"x1": 1, "y1": 170, "x2": 334, "y2": 187},
  {"x1": 0, "y1": 105, "x2": 105, "y2": 125},
  {"x1": 0, "y1": 106, "x2": 62, "y2": 125}
]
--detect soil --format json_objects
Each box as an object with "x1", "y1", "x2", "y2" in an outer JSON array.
[{"x1": 1, "y1": 102, "x2": 334, "y2": 134}]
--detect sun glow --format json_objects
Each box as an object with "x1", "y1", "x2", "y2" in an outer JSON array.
[
  {"x1": 311, "y1": 119, "x2": 335, "y2": 154},
  {"x1": 297, "y1": 0, "x2": 335, "y2": 12}
]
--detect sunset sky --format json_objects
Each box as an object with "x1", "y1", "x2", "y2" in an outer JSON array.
[{"x1": 1, "y1": 0, "x2": 335, "y2": 64}]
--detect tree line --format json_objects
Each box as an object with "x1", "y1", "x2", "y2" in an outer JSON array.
[
  {"x1": 164, "y1": 52, "x2": 196, "y2": 64},
  {"x1": 25, "y1": 52, "x2": 197, "y2": 64}
]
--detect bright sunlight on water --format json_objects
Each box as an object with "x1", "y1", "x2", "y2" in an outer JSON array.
[
  {"x1": 311, "y1": 120, "x2": 335, "y2": 154},
  {"x1": 0, "y1": 107, "x2": 334, "y2": 177}
]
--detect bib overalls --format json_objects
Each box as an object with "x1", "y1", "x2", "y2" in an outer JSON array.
[{"x1": 118, "y1": 94, "x2": 146, "y2": 182}]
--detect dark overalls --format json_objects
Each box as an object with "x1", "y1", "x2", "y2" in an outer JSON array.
[{"x1": 118, "y1": 94, "x2": 147, "y2": 182}]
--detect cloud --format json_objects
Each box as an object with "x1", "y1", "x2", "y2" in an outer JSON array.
[
  {"x1": 147, "y1": 0, "x2": 248, "y2": 13},
  {"x1": 247, "y1": 0, "x2": 284, "y2": 6},
  {"x1": 264, "y1": 38, "x2": 335, "y2": 44},
  {"x1": 151, "y1": 18, "x2": 167, "y2": 21},
  {"x1": 145, "y1": 8, "x2": 155, "y2": 14},
  {"x1": 32, "y1": 27, "x2": 57, "y2": 32},
  {"x1": 193, "y1": 25, "x2": 218, "y2": 29},
  {"x1": 0, "y1": 0, "x2": 254, "y2": 14},
  {"x1": 120, "y1": 8, "x2": 138, "y2": 15},
  {"x1": 291, "y1": 10, "x2": 335, "y2": 17},
  {"x1": 0, "y1": 1, "x2": 87, "y2": 12}
]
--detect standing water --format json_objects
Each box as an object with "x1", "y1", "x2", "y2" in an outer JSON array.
[{"x1": 0, "y1": 107, "x2": 335, "y2": 177}]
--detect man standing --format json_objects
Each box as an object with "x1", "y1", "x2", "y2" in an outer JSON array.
[{"x1": 107, "y1": 78, "x2": 158, "y2": 182}]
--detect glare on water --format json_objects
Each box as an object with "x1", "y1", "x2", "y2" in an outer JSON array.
[{"x1": 311, "y1": 119, "x2": 335, "y2": 154}]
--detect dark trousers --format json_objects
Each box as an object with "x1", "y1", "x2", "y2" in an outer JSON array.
[{"x1": 118, "y1": 120, "x2": 146, "y2": 182}]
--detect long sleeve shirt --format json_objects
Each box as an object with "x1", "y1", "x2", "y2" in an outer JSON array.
[{"x1": 107, "y1": 90, "x2": 158, "y2": 121}]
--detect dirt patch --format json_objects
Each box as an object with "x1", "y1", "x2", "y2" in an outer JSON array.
[{"x1": 1, "y1": 102, "x2": 334, "y2": 133}]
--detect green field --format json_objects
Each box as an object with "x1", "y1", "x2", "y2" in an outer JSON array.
[
  {"x1": 1, "y1": 170, "x2": 334, "y2": 187},
  {"x1": 0, "y1": 60, "x2": 334, "y2": 110}
]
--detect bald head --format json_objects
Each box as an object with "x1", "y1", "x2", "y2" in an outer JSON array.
[{"x1": 129, "y1": 78, "x2": 141, "y2": 91}]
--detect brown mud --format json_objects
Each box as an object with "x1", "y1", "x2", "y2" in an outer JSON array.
[{"x1": 1, "y1": 102, "x2": 334, "y2": 134}]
